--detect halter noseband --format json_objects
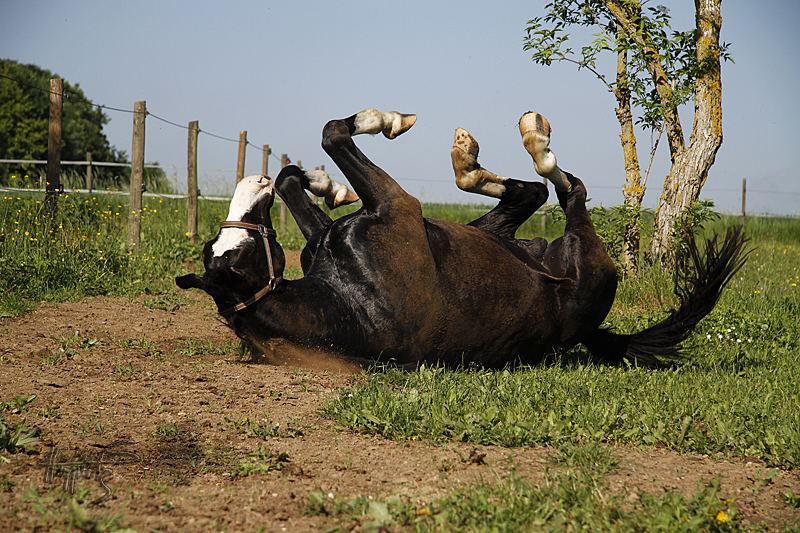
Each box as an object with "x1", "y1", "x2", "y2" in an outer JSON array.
[{"x1": 217, "y1": 221, "x2": 283, "y2": 317}]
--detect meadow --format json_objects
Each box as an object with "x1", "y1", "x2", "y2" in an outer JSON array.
[{"x1": 1, "y1": 185, "x2": 799, "y2": 531}]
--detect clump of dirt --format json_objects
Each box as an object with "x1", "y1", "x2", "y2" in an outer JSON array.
[{"x1": 0, "y1": 294, "x2": 797, "y2": 532}]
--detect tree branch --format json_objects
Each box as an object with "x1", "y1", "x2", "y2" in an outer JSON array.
[{"x1": 602, "y1": 0, "x2": 686, "y2": 158}]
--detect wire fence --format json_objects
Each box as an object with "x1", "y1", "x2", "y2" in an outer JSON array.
[{"x1": 2, "y1": 71, "x2": 798, "y2": 222}]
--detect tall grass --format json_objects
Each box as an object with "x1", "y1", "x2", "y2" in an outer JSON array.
[{"x1": 0, "y1": 190, "x2": 223, "y2": 315}]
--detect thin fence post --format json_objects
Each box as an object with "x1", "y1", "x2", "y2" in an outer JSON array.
[
  {"x1": 541, "y1": 175, "x2": 546, "y2": 234},
  {"x1": 46, "y1": 78, "x2": 63, "y2": 221},
  {"x1": 236, "y1": 131, "x2": 247, "y2": 184},
  {"x1": 86, "y1": 151, "x2": 93, "y2": 193},
  {"x1": 280, "y1": 154, "x2": 288, "y2": 233},
  {"x1": 187, "y1": 120, "x2": 199, "y2": 243},
  {"x1": 262, "y1": 144, "x2": 270, "y2": 176},
  {"x1": 128, "y1": 101, "x2": 146, "y2": 248},
  {"x1": 741, "y1": 178, "x2": 746, "y2": 226}
]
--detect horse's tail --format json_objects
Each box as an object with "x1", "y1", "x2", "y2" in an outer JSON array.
[{"x1": 582, "y1": 227, "x2": 749, "y2": 369}]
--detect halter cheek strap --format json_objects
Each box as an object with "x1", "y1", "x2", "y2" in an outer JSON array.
[{"x1": 217, "y1": 221, "x2": 283, "y2": 317}]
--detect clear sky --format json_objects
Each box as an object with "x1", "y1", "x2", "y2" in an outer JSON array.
[{"x1": 2, "y1": 0, "x2": 799, "y2": 215}]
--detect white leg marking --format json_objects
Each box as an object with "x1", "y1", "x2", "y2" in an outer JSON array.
[
  {"x1": 450, "y1": 127, "x2": 508, "y2": 199},
  {"x1": 212, "y1": 175, "x2": 273, "y2": 257},
  {"x1": 519, "y1": 112, "x2": 572, "y2": 192}
]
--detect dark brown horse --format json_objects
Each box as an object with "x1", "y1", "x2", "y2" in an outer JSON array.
[{"x1": 176, "y1": 109, "x2": 746, "y2": 368}]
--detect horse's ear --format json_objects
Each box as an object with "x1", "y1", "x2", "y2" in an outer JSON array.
[{"x1": 176, "y1": 274, "x2": 206, "y2": 290}]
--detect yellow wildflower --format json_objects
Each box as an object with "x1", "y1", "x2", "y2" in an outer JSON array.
[{"x1": 716, "y1": 510, "x2": 728, "y2": 523}]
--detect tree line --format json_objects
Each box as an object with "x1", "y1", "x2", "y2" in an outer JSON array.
[{"x1": 0, "y1": 58, "x2": 169, "y2": 192}]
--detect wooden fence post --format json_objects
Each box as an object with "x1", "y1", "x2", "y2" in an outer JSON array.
[
  {"x1": 262, "y1": 144, "x2": 270, "y2": 176},
  {"x1": 280, "y1": 153, "x2": 288, "y2": 233},
  {"x1": 128, "y1": 101, "x2": 146, "y2": 248},
  {"x1": 86, "y1": 152, "x2": 93, "y2": 193},
  {"x1": 741, "y1": 178, "x2": 746, "y2": 226},
  {"x1": 46, "y1": 78, "x2": 63, "y2": 221},
  {"x1": 187, "y1": 120, "x2": 199, "y2": 243},
  {"x1": 541, "y1": 175, "x2": 546, "y2": 234},
  {"x1": 236, "y1": 131, "x2": 247, "y2": 184}
]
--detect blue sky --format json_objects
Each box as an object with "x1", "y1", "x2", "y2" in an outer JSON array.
[{"x1": 2, "y1": 0, "x2": 799, "y2": 215}]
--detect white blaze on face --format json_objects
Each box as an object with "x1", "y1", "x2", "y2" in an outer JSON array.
[{"x1": 211, "y1": 175, "x2": 273, "y2": 257}]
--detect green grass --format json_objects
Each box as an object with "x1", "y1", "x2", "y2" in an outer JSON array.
[
  {"x1": 322, "y1": 215, "x2": 800, "y2": 469},
  {"x1": 2, "y1": 186, "x2": 798, "y2": 529},
  {"x1": 310, "y1": 443, "x2": 745, "y2": 532}
]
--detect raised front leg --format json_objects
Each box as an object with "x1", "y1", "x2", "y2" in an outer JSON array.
[
  {"x1": 322, "y1": 109, "x2": 417, "y2": 215},
  {"x1": 275, "y1": 165, "x2": 358, "y2": 241}
]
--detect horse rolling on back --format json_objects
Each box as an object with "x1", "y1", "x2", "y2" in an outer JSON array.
[{"x1": 176, "y1": 109, "x2": 747, "y2": 369}]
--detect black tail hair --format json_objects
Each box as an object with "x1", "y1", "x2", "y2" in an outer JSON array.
[{"x1": 583, "y1": 227, "x2": 749, "y2": 369}]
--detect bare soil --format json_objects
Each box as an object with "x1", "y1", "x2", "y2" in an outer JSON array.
[{"x1": 1, "y1": 266, "x2": 798, "y2": 531}]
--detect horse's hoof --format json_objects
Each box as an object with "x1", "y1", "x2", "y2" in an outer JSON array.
[
  {"x1": 519, "y1": 111, "x2": 551, "y2": 138},
  {"x1": 382, "y1": 112, "x2": 417, "y2": 139},
  {"x1": 519, "y1": 112, "x2": 572, "y2": 193},
  {"x1": 451, "y1": 128, "x2": 480, "y2": 165},
  {"x1": 326, "y1": 180, "x2": 360, "y2": 209}
]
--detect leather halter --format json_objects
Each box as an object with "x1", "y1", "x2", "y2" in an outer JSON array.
[{"x1": 217, "y1": 221, "x2": 283, "y2": 317}]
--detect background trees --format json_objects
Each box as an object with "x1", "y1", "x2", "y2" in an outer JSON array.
[
  {"x1": 525, "y1": 0, "x2": 728, "y2": 268},
  {"x1": 0, "y1": 59, "x2": 127, "y2": 183},
  {"x1": 0, "y1": 59, "x2": 168, "y2": 192}
]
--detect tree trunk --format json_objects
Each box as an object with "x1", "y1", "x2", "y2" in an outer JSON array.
[
  {"x1": 650, "y1": 0, "x2": 723, "y2": 259},
  {"x1": 613, "y1": 26, "x2": 644, "y2": 275}
]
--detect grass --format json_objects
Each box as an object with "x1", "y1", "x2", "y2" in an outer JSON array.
[
  {"x1": 2, "y1": 182, "x2": 799, "y2": 529},
  {"x1": 19, "y1": 485, "x2": 134, "y2": 532},
  {"x1": 321, "y1": 216, "x2": 800, "y2": 469},
  {"x1": 309, "y1": 443, "x2": 745, "y2": 532}
]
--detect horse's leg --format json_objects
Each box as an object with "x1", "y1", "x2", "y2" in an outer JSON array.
[
  {"x1": 274, "y1": 165, "x2": 357, "y2": 241},
  {"x1": 519, "y1": 112, "x2": 573, "y2": 193},
  {"x1": 518, "y1": 113, "x2": 598, "y2": 249},
  {"x1": 322, "y1": 109, "x2": 418, "y2": 215},
  {"x1": 520, "y1": 113, "x2": 617, "y2": 347},
  {"x1": 451, "y1": 127, "x2": 549, "y2": 241}
]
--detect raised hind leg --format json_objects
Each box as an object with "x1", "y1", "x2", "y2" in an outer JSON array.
[
  {"x1": 519, "y1": 112, "x2": 572, "y2": 193},
  {"x1": 450, "y1": 127, "x2": 549, "y2": 241},
  {"x1": 520, "y1": 113, "x2": 617, "y2": 347}
]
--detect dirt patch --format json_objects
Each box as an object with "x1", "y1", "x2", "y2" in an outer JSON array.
[{"x1": 1, "y1": 294, "x2": 798, "y2": 532}]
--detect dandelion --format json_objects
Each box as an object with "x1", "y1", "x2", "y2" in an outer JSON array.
[
  {"x1": 716, "y1": 510, "x2": 728, "y2": 523},
  {"x1": 416, "y1": 507, "x2": 431, "y2": 516}
]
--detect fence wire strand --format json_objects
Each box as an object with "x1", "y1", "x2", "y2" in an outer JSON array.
[{"x1": 1, "y1": 73, "x2": 279, "y2": 157}]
